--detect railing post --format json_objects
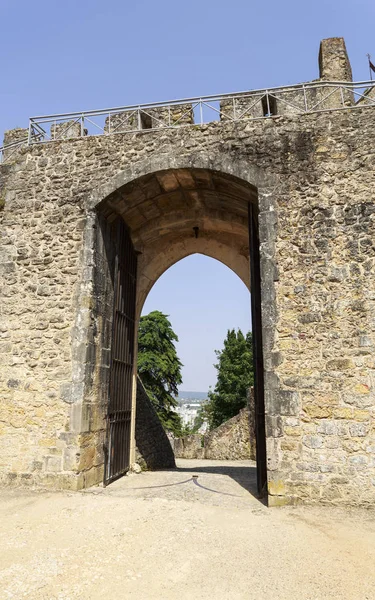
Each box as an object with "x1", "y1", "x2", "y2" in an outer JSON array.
[
  {"x1": 303, "y1": 84, "x2": 308, "y2": 112},
  {"x1": 81, "y1": 115, "x2": 85, "y2": 137},
  {"x1": 266, "y1": 91, "x2": 271, "y2": 117},
  {"x1": 28, "y1": 121, "x2": 32, "y2": 145},
  {"x1": 200, "y1": 100, "x2": 203, "y2": 125},
  {"x1": 340, "y1": 86, "x2": 345, "y2": 107},
  {"x1": 137, "y1": 108, "x2": 142, "y2": 130}
]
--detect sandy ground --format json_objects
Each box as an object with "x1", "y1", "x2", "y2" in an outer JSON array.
[{"x1": 1, "y1": 459, "x2": 375, "y2": 600}]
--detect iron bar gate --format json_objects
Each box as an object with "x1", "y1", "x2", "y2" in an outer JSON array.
[
  {"x1": 104, "y1": 219, "x2": 137, "y2": 485},
  {"x1": 248, "y1": 202, "x2": 268, "y2": 498}
]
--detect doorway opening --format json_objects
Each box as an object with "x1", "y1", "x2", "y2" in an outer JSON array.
[
  {"x1": 94, "y1": 167, "x2": 267, "y2": 499},
  {"x1": 139, "y1": 254, "x2": 259, "y2": 497}
]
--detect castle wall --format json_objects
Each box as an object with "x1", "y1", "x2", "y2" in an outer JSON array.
[{"x1": 1, "y1": 56, "x2": 375, "y2": 504}]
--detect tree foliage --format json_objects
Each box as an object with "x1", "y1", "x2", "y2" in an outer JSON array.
[
  {"x1": 205, "y1": 329, "x2": 254, "y2": 429},
  {"x1": 137, "y1": 310, "x2": 183, "y2": 435}
]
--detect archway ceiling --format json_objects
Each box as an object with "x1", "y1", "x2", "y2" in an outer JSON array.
[{"x1": 100, "y1": 168, "x2": 257, "y2": 247}]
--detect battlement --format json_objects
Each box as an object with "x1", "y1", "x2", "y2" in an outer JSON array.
[{"x1": 1, "y1": 37, "x2": 374, "y2": 164}]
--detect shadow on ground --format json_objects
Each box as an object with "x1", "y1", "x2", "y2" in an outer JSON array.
[{"x1": 173, "y1": 461, "x2": 264, "y2": 504}]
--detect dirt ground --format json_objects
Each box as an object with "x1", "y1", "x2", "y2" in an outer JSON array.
[{"x1": 1, "y1": 459, "x2": 374, "y2": 600}]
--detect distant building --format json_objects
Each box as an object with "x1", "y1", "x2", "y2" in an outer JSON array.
[
  {"x1": 176, "y1": 402, "x2": 201, "y2": 428},
  {"x1": 174, "y1": 397, "x2": 207, "y2": 432}
]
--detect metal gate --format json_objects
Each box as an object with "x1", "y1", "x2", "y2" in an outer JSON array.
[
  {"x1": 104, "y1": 218, "x2": 137, "y2": 485},
  {"x1": 248, "y1": 202, "x2": 268, "y2": 498}
]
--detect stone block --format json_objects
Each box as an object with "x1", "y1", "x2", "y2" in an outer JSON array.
[
  {"x1": 268, "y1": 479, "x2": 286, "y2": 496},
  {"x1": 303, "y1": 435, "x2": 324, "y2": 449},
  {"x1": 333, "y1": 408, "x2": 353, "y2": 419},
  {"x1": 326, "y1": 358, "x2": 354, "y2": 370},
  {"x1": 280, "y1": 439, "x2": 300, "y2": 452},
  {"x1": 44, "y1": 455, "x2": 62, "y2": 473},
  {"x1": 267, "y1": 494, "x2": 292, "y2": 507},
  {"x1": 265, "y1": 415, "x2": 283, "y2": 438},
  {"x1": 353, "y1": 410, "x2": 371, "y2": 422},
  {"x1": 284, "y1": 426, "x2": 303, "y2": 437},
  {"x1": 78, "y1": 445, "x2": 96, "y2": 471},
  {"x1": 63, "y1": 446, "x2": 80, "y2": 471},
  {"x1": 349, "y1": 423, "x2": 368, "y2": 437},
  {"x1": 269, "y1": 390, "x2": 299, "y2": 417},
  {"x1": 304, "y1": 405, "x2": 333, "y2": 419},
  {"x1": 348, "y1": 455, "x2": 368, "y2": 470}
]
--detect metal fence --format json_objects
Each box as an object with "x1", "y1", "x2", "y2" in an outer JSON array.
[{"x1": 1, "y1": 80, "x2": 375, "y2": 163}]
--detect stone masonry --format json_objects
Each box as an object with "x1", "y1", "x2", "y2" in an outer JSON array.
[
  {"x1": 1, "y1": 38, "x2": 375, "y2": 506},
  {"x1": 135, "y1": 377, "x2": 176, "y2": 470},
  {"x1": 173, "y1": 407, "x2": 255, "y2": 461}
]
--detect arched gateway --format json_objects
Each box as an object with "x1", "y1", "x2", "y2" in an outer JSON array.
[
  {"x1": 92, "y1": 161, "x2": 269, "y2": 491},
  {"x1": 1, "y1": 37, "x2": 375, "y2": 506}
]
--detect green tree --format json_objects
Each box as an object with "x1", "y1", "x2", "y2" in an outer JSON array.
[
  {"x1": 137, "y1": 310, "x2": 183, "y2": 435},
  {"x1": 190, "y1": 405, "x2": 207, "y2": 434},
  {"x1": 205, "y1": 329, "x2": 254, "y2": 429}
]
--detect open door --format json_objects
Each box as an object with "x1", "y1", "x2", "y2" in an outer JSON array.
[
  {"x1": 248, "y1": 203, "x2": 268, "y2": 499},
  {"x1": 104, "y1": 218, "x2": 137, "y2": 485}
]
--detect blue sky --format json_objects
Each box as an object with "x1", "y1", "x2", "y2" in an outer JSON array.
[
  {"x1": 142, "y1": 256, "x2": 250, "y2": 394},
  {"x1": 2, "y1": 0, "x2": 374, "y2": 390}
]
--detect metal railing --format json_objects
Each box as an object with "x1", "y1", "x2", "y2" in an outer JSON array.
[{"x1": 1, "y1": 80, "x2": 375, "y2": 163}]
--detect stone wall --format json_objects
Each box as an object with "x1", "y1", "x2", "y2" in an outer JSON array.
[
  {"x1": 135, "y1": 378, "x2": 176, "y2": 470},
  {"x1": 173, "y1": 435, "x2": 205, "y2": 460},
  {"x1": 205, "y1": 408, "x2": 255, "y2": 461},
  {"x1": 1, "y1": 38, "x2": 375, "y2": 506},
  {"x1": 173, "y1": 408, "x2": 255, "y2": 461}
]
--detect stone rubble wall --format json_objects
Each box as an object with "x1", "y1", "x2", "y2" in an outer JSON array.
[
  {"x1": 135, "y1": 378, "x2": 176, "y2": 470},
  {"x1": 205, "y1": 408, "x2": 254, "y2": 460},
  {"x1": 173, "y1": 407, "x2": 256, "y2": 461},
  {"x1": 173, "y1": 435, "x2": 205, "y2": 460}
]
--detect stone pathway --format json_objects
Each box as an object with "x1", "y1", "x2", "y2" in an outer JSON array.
[{"x1": 0, "y1": 459, "x2": 374, "y2": 599}]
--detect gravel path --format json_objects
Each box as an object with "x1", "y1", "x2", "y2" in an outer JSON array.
[{"x1": 0, "y1": 459, "x2": 374, "y2": 599}]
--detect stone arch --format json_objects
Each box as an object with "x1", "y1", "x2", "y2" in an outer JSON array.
[
  {"x1": 92, "y1": 162, "x2": 258, "y2": 323},
  {"x1": 86, "y1": 152, "x2": 272, "y2": 211},
  {"x1": 72, "y1": 153, "x2": 278, "y2": 494},
  {"x1": 136, "y1": 240, "x2": 250, "y2": 321}
]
